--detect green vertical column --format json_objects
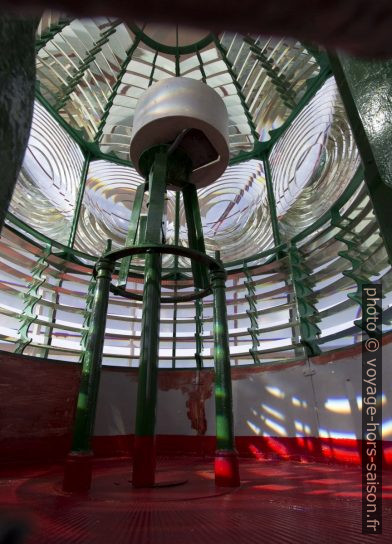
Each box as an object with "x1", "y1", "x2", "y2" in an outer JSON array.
[
  {"x1": 117, "y1": 182, "x2": 145, "y2": 288},
  {"x1": 172, "y1": 192, "x2": 180, "y2": 368},
  {"x1": 67, "y1": 152, "x2": 91, "y2": 250},
  {"x1": 262, "y1": 155, "x2": 282, "y2": 250},
  {"x1": 63, "y1": 245, "x2": 114, "y2": 492},
  {"x1": 183, "y1": 183, "x2": 209, "y2": 289},
  {"x1": 132, "y1": 149, "x2": 167, "y2": 488},
  {"x1": 210, "y1": 252, "x2": 240, "y2": 487},
  {"x1": 328, "y1": 54, "x2": 392, "y2": 263}
]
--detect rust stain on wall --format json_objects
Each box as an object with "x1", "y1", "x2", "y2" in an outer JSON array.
[{"x1": 159, "y1": 371, "x2": 214, "y2": 434}]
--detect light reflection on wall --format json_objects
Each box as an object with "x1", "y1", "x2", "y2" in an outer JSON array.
[{"x1": 324, "y1": 398, "x2": 351, "y2": 414}]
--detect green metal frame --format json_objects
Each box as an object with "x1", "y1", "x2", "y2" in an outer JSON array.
[{"x1": 12, "y1": 26, "x2": 391, "y2": 370}]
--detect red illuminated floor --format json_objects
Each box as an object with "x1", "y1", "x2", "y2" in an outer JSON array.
[{"x1": 0, "y1": 457, "x2": 391, "y2": 543}]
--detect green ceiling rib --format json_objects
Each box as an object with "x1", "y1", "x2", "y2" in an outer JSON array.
[
  {"x1": 196, "y1": 48, "x2": 207, "y2": 83},
  {"x1": 35, "y1": 26, "x2": 332, "y2": 168},
  {"x1": 54, "y1": 20, "x2": 122, "y2": 111},
  {"x1": 94, "y1": 35, "x2": 141, "y2": 143},
  {"x1": 175, "y1": 25, "x2": 180, "y2": 77},
  {"x1": 212, "y1": 35, "x2": 259, "y2": 143},
  {"x1": 36, "y1": 17, "x2": 73, "y2": 52},
  {"x1": 128, "y1": 22, "x2": 214, "y2": 55},
  {"x1": 148, "y1": 51, "x2": 159, "y2": 86}
]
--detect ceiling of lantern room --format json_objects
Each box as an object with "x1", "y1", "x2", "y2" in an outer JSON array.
[
  {"x1": 35, "y1": 14, "x2": 321, "y2": 161},
  {"x1": 7, "y1": 12, "x2": 360, "y2": 265}
]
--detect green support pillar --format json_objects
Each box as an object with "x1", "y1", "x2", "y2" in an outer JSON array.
[
  {"x1": 171, "y1": 192, "x2": 180, "y2": 369},
  {"x1": 132, "y1": 149, "x2": 167, "y2": 488},
  {"x1": 328, "y1": 54, "x2": 392, "y2": 263},
  {"x1": 183, "y1": 183, "x2": 209, "y2": 290},
  {"x1": 210, "y1": 252, "x2": 240, "y2": 487},
  {"x1": 63, "y1": 244, "x2": 114, "y2": 492},
  {"x1": 117, "y1": 182, "x2": 146, "y2": 288}
]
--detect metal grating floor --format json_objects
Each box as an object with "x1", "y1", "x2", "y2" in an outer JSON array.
[{"x1": 0, "y1": 457, "x2": 391, "y2": 543}]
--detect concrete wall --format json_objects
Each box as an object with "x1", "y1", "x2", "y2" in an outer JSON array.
[
  {"x1": 1, "y1": 338, "x2": 391, "y2": 465},
  {"x1": 94, "y1": 341, "x2": 392, "y2": 442}
]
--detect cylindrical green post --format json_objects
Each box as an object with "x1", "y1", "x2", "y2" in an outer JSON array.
[
  {"x1": 63, "y1": 252, "x2": 114, "y2": 492},
  {"x1": 132, "y1": 149, "x2": 167, "y2": 487},
  {"x1": 210, "y1": 252, "x2": 240, "y2": 487},
  {"x1": 183, "y1": 183, "x2": 209, "y2": 290}
]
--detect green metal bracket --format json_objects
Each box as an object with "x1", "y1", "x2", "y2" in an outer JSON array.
[
  {"x1": 79, "y1": 274, "x2": 97, "y2": 363},
  {"x1": 243, "y1": 263, "x2": 261, "y2": 365},
  {"x1": 36, "y1": 17, "x2": 73, "y2": 52},
  {"x1": 243, "y1": 37, "x2": 297, "y2": 109},
  {"x1": 15, "y1": 243, "x2": 52, "y2": 354},
  {"x1": 194, "y1": 294, "x2": 204, "y2": 370},
  {"x1": 288, "y1": 243, "x2": 321, "y2": 357},
  {"x1": 55, "y1": 20, "x2": 122, "y2": 111},
  {"x1": 94, "y1": 35, "x2": 141, "y2": 143},
  {"x1": 331, "y1": 209, "x2": 376, "y2": 331}
]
